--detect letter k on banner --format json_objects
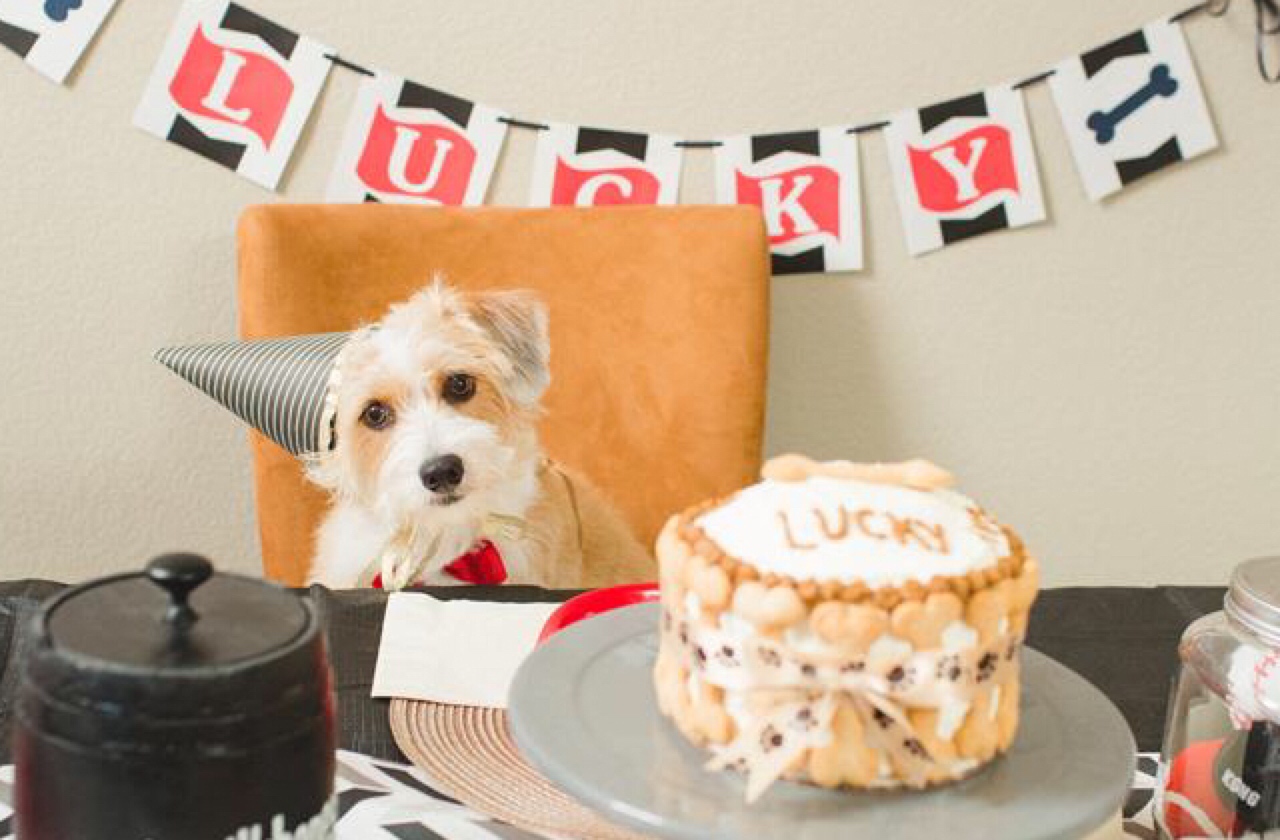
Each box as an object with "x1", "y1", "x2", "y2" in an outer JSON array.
[
  {"x1": 883, "y1": 85, "x2": 1045, "y2": 256},
  {"x1": 133, "y1": 0, "x2": 331, "y2": 190},
  {"x1": 714, "y1": 127, "x2": 862, "y2": 275}
]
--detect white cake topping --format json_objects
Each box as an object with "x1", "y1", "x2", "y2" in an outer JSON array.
[{"x1": 695, "y1": 475, "x2": 1009, "y2": 587}]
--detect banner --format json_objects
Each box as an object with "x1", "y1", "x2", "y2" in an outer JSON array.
[
  {"x1": 528, "y1": 124, "x2": 683, "y2": 206},
  {"x1": 0, "y1": 0, "x2": 117, "y2": 83},
  {"x1": 133, "y1": 0, "x2": 331, "y2": 190},
  {"x1": 883, "y1": 87, "x2": 1045, "y2": 256},
  {"x1": 1049, "y1": 20, "x2": 1218, "y2": 201},
  {"x1": 0, "y1": 0, "x2": 1246, "y2": 277},
  {"x1": 713, "y1": 127, "x2": 863, "y2": 274},
  {"x1": 326, "y1": 72, "x2": 508, "y2": 205}
]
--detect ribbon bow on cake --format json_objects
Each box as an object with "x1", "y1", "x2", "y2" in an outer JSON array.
[{"x1": 666, "y1": 611, "x2": 1018, "y2": 802}]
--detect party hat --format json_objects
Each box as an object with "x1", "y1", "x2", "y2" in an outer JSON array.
[{"x1": 155, "y1": 332, "x2": 351, "y2": 456}]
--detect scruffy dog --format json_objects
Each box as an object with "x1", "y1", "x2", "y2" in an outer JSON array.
[{"x1": 307, "y1": 281, "x2": 653, "y2": 589}]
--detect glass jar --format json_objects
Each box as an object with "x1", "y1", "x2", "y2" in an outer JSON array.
[{"x1": 1158, "y1": 557, "x2": 1280, "y2": 839}]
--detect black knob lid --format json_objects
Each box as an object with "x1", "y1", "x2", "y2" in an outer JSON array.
[{"x1": 146, "y1": 553, "x2": 213, "y2": 627}]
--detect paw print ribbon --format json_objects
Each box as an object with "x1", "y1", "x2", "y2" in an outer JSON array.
[{"x1": 664, "y1": 611, "x2": 1018, "y2": 802}]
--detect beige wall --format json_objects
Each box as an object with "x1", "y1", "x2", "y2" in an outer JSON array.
[{"x1": 2, "y1": 0, "x2": 1276, "y2": 586}]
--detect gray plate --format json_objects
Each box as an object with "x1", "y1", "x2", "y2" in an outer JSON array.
[{"x1": 509, "y1": 602, "x2": 1136, "y2": 840}]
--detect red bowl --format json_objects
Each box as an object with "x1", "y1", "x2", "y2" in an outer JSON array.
[{"x1": 538, "y1": 582, "x2": 660, "y2": 644}]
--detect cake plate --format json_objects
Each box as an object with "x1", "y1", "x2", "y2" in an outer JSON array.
[{"x1": 509, "y1": 602, "x2": 1135, "y2": 840}]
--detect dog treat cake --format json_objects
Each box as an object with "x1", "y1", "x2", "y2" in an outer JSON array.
[{"x1": 653, "y1": 454, "x2": 1039, "y2": 801}]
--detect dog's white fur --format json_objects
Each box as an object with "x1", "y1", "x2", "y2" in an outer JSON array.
[{"x1": 307, "y1": 280, "x2": 651, "y2": 588}]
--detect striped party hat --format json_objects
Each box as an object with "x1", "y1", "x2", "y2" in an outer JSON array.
[{"x1": 155, "y1": 332, "x2": 352, "y2": 457}]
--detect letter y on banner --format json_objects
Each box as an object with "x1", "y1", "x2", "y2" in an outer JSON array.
[
  {"x1": 713, "y1": 128, "x2": 862, "y2": 275},
  {"x1": 528, "y1": 124, "x2": 683, "y2": 206},
  {"x1": 326, "y1": 72, "x2": 508, "y2": 204},
  {"x1": 0, "y1": 0, "x2": 118, "y2": 83},
  {"x1": 133, "y1": 0, "x2": 331, "y2": 190},
  {"x1": 883, "y1": 86, "x2": 1045, "y2": 256}
]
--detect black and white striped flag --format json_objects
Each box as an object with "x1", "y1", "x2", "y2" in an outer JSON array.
[
  {"x1": 326, "y1": 72, "x2": 508, "y2": 205},
  {"x1": 1049, "y1": 19, "x2": 1217, "y2": 201},
  {"x1": 155, "y1": 332, "x2": 349, "y2": 457},
  {"x1": 883, "y1": 86, "x2": 1045, "y2": 256},
  {"x1": 528, "y1": 124, "x2": 683, "y2": 206},
  {"x1": 0, "y1": 0, "x2": 117, "y2": 84},
  {"x1": 713, "y1": 127, "x2": 863, "y2": 274},
  {"x1": 133, "y1": 0, "x2": 331, "y2": 190}
]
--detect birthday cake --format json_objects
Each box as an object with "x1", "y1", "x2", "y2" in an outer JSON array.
[{"x1": 652, "y1": 455, "x2": 1039, "y2": 801}]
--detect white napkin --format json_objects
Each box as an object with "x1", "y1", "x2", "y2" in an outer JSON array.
[{"x1": 371, "y1": 592, "x2": 558, "y2": 708}]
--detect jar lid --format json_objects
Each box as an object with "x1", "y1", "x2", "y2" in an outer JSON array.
[
  {"x1": 20, "y1": 554, "x2": 328, "y2": 752},
  {"x1": 1226, "y1": 556, "x2": 1280, "y2": 648},
  {"x1": 44, "y1": 553, "x2": 308, "y2": 671}
]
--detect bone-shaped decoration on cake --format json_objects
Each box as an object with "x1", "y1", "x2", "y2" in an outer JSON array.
[
  {"x1": 1085, "y1": 62, "x2": 1179, "y2": 145},
  {"x1": 762, "y1": 454, "x2": 954, "y2": 491}
]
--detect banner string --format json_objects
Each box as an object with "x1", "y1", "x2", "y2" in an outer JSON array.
[
  {"x1": 324, "y1": 53, "x2": 373, "y2": 78},
  {"x1": 496, "y1": 116, "x2": 550, "y2": 131},
  {"x1": 317, "y1": 0, "x2": 1272, "y2": 149}
]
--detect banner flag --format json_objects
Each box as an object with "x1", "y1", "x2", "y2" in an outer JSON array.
[
  {"x1": 883, "y1": 86, "x2": 1045, "y2": 256},
  {"x1": 0, "y1": 0, "x2": 117, "y2": 83},
  {"x1": 326, "y1": 72, "x2": 508, "y2": 205},
  {"x1": 133, "y1": 0, "x2": 331, "y2": 190},
  {"x1": 528, "y1": 124, "x2": 683, "y2": 206},
  {"x1": 1049, "y1": 19, "x2": 1217, "y2": 201},
  {"x1": 713, "y1": 127, "x2": 863, "y2": 274}
]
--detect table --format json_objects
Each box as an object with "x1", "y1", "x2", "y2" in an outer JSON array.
[
  {"x1": 0, "y1": 581, "x2": 1228, "y2": 839},
  {"x1": 0, "y1": 581, "x2": 1225, "y2": 762}
]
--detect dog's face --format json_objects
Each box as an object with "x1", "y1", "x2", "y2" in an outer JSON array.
[{"x1": 313, "y1": 282, "x2": 550, "y2": 525}]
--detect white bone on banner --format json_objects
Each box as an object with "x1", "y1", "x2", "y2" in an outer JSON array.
[
  {"x1": 326, "y1": 71, "x2": 508, "y2": 205},
  {"x1": 133, "y1": 0, "x2": 331, "y2": 191},
  {"x1": 713, "y1": 127, "x2": 864, "y2": 274},
  {"x1": 1049, "y1": 18, "x2": 1218, "y2": 201},
  {"x1": 528, "y1": 123, "x2": 683, "y2": 207}
]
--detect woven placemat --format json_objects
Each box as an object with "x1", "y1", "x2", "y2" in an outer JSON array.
[{"x1": 389, "y1": 698, "x2": 649, "y2": 840}]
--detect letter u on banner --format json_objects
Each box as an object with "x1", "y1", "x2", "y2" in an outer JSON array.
[
  {"x1": 713, "y1": 127, "x2": 863, "y2": 275},
  {"x1": 326, "y1": 71, "x2": 508, "y2": 205},
  {"x1": 528, "y1": 123, "x2": 683, "y2": 206}
]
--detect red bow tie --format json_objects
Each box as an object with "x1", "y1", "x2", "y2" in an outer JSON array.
[{"x1": 371, "y1": 539, "x2": 508, "y2": 589}]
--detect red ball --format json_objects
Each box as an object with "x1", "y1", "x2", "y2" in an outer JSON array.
[{"x1": 1163, "y1": 739, "x2": 1237, "y2": 838}]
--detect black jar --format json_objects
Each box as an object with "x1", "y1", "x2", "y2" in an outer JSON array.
[{"x1": 14, "y1": 554, "x2": 336, "y2": 840}]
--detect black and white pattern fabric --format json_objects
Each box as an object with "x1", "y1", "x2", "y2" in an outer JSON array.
[
  {"x1": 1049, "y1": 18, "x2": 1218, "y2": 202},
  {"x1": 0, "y1": 0, "x2": 117, "y2": 83},
  {"x1": 0, "y1": 752, "x2": 544, "y2": 839},
  {"x1": 713, "y1": 127, "x2": 863, "y2": 274},
  {"x1": 883, "y1": 86, "x2": 1045, "y2": 256},
  {"x1": 133, "y1": 0, "x2": 332, "y2": 190},
  {"x1": 0, "y1": 750, "x2": 1168, "y2": 839},
  {"x1": 327, "y1": 72, "x2": 509, "y2": 205},
  {"x1": 528, "y1": 124, "x2": 683, "y2": 206},
  {"x1": 1124, "y1": 752, "x2": 1160, "y2": 840},
  {"x1": 155, "y1": 331, "x2": 350, "y2": 457}
]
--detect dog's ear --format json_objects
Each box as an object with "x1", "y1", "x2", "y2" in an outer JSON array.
[{"x1": 469, "y1": 289, "x2": 551, "y2": 404}]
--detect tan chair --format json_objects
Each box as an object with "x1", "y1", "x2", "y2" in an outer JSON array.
[{"x1": 237, "y1": 205, "x2": 771, "y2": 585}]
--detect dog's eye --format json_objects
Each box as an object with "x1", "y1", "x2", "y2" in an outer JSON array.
[
  {"x1": 442, "y1": 373, "x2": 476, "y2": 404},
  {"x1": 359, "y1": 400, "x2": 394, "y2": 430}
]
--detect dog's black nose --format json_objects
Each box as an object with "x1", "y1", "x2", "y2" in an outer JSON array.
[{"x1": 420, "y1": 454, "x2": 465, "y2": 493}]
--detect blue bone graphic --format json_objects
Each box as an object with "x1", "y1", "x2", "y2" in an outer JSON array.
[
  {"x1": 1085, "y1": 63, "x2": 1179, "y2": 145},
  {"x1": 43, "y1": 0, "x2": 84, "y2": 22}
]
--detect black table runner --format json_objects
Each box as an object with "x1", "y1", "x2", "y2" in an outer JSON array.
[{"x1": 0, "y1": 582, "x2": 1227, "y2": 763}]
